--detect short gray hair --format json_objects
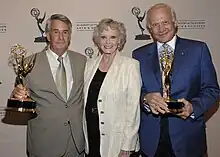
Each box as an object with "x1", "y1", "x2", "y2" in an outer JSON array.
[
  {"x1": 146, "y1": 3, "x2": 177, "y2": 29},
  {"x1": 93, "y1": 18, "x2": 126, "y2": 52},
  {"x1": 45, "y1": 14, "x2": 72, "y2": 33}
]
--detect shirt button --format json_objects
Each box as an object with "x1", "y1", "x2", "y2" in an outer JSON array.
[
  {"x1": 65, "y1": 105, "x2": 68, "y2": 108},
  {"x1": 101, "y1": 122, "x2": 104, "y2": 124},
  {"x1": 64, "y1": 122, "x2": 68, "y2": 126},
  {"x1": 100, "y1": 111, "x2": 104, "y2": 114},
  {"x1": 98, "y1": 99, "x2": 102, "y2": 102},
  {"x1": 101, "y1": 133, "x2": 105, "y2": 136}
]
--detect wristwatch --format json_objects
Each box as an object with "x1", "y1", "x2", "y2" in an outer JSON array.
[{"x1": 143, "y1": 96, "x2": 147, "y2": 104}]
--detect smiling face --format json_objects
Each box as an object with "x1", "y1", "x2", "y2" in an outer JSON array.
[
  {"x1": 98, "y1": 27, "x2": 120, "y2": 55},
  {"x1": 147, "y1": 6, "x2": 177, "y2": 43},
  {"x1": 46, "y1": 19, "x2": 71, "y2": 56}
]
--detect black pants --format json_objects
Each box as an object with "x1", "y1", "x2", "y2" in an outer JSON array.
[
  {"x1": 141, "y1": 116, "x2": 175, "y2": 157},
  {"x1": 86, "y1": 151, "x2": 140, "y2": 157},
  {"x1": 154, "y1": 116, "x2": 175, "y2": 157},
  {"x1": 130, "y1": 151, "x2": 141, "y2": 157},
  {"x1": 141, "y1": 152, "x2": 204, "y2": 157},
  {"x1": 85, "y1": 153, "x2": 101, "y2": 157}
]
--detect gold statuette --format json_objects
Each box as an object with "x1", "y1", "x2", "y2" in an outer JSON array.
[
  {"x1": 6, "y1": 44, "x2": 36, "y2": 113},
  {"x1": 160, "y1": 44, "x2": 184, "y2": 113}
]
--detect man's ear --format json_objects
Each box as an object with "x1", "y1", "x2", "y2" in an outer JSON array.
[
  {"x1": 46, "y1": 32, "x2": 50, "y2": 42},
  {"x1": 147, "y1": 25, "x2": 152, "y2": 35},
  {"x1": 174, "y1": 20, "x2": 178, "y2": 28},
  {"x1": 174, "y1": 20, "x2": 178, "y2": 33}
]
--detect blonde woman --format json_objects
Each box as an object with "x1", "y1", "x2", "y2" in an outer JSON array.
[{"x1": 83, "y1": 18, "x2": 142, "y2": 157}]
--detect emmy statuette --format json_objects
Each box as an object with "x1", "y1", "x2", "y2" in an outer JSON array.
[{"x1": 6, "y1": 44, "x2": 36, "y2": 113}]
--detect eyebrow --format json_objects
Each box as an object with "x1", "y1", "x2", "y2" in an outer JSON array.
[{"x1": 52, "y1": 28, "x2": 69, "y2": 31}]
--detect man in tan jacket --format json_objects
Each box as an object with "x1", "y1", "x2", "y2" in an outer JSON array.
[{"x1": 13, "y1": 14, "x2": 86, "y2": 157}]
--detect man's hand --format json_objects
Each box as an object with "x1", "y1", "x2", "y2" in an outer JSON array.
[
  {"x1": 144, "y1": 92, "x2": 169, "y2": 114},
  {"x1": 12, "y1": 84, "x2": 29, "y2": 101},
  {"x1": 176, "y1": 98, "x2": 193, "y2": 119}
]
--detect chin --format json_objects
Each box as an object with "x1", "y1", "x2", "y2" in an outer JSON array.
[
  {"x1": 57, "y1": 46, "x2": 68, "y2": 49},
  {"x1": 103, "y1": 52, "x2": 113, "y2": 54},
  {"x1": 155, "y1": 34, "x2": 173, "y2": 43},
  {"x1": 102, "y1": 50, "x2": 115, "y2": 54},
  {"x1": 157, "y1": 38, "x2": 171, "y2": 43}
]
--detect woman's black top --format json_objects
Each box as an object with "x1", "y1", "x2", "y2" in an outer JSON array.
[{"x1": 85, "y1": 69, "x2": 106, "y2": 157}]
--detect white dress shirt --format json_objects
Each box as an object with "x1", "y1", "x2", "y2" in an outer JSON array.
[
  {"x1": 157, "y1": 35, "x2": 176, "y2": 65},
  {"x1": 46, "y1": 48, "x2": 73, "y2": 99}
]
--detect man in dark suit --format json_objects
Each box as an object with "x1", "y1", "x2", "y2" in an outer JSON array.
[
  {"x1": 12, "y1": 14, "x2": 86, "y2": 157},
  {"x1": 132, "y1": 3, "x2": 219, "y2": 157}
]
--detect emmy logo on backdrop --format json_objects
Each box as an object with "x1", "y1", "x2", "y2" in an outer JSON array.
[
  {"x1": 132, "y1": 7, "x2": 151, "y2": 40},
  {"x1": 31, "y1": 8, "x2": 47, "y2": 42},
  {"x1": 85, "y1": 47, "x2": 95, "y2": 59},
  {"x1": 6, "y1": 44, "x2": 37, "y2": 113}
]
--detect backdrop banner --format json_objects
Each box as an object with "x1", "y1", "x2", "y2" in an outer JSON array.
[{"x1": 0, "y1": 0, "x2": 219, "y2": 156}]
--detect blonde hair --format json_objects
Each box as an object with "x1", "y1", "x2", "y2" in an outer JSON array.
[{"x1": 93, "y1": 18, "x2": 126, "y2": 52}]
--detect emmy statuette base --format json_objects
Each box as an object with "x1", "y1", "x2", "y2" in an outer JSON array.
[
  {"x1": 165, "y1": 99, "x2": 184, "y2": 114},
  {"x1": 135, "y1": 34, "x2": 151, "y2": 40},
  {"x1": 6, "y1": 98, "x2": 36, "y2": 113},
  {"x1": 34, "y1": 36, "x2": 48, "y2": 42}
]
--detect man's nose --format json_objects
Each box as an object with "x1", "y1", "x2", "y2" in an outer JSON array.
[
  {"x1": 158, "y1": 24, "x2": 165, "y2": 32},
  {"x1": 59, "y1": 33, "x2": 64, "y2": 40}
]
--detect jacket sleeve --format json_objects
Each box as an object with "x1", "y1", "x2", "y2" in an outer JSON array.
[
  {"x1": 121, "y1": 60, "x2": 142, "y2": 151},
  {"x1": 132, "y1": 50, "x2": 151, "y2": 114},
  {"x1": 191, "y1": 43, "x2": 220, "y2": 119}
]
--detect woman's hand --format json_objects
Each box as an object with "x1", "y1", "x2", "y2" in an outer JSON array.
[{"x1": 118, "y1": 150, "x2": 131, "y2": 157}]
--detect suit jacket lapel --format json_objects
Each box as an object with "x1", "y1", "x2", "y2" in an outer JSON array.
[
  {"x1": 83, "y1": 55, "x2": 102, "y2": 107},
  {"x1": 171, "y1": 37, "x2": 189, "y2": 82},
  {"x1": 67, "y1": 51, "x2": 75, "y2": 101},
  {"x1": 67, "y1": 51, "x2": 86, "y2": 102},
  {"x1": 148, "y1": 43, "x2": 162, "y2": 88},
  {"x1": 87, "y1": 55, "x2": 103, "y2": 87},
  {"x1": 84, "y1": 53, "x2": 121, "y2": 104},
  {"x1": 99, "y1": 53, "x2": 121, "y2": 96},
  {"x1": 37, "y1": 50, "x2": 65, "y2": 102},
  {"x1": 142, "y1": 37, "x2": 188, "y2": 95}
]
